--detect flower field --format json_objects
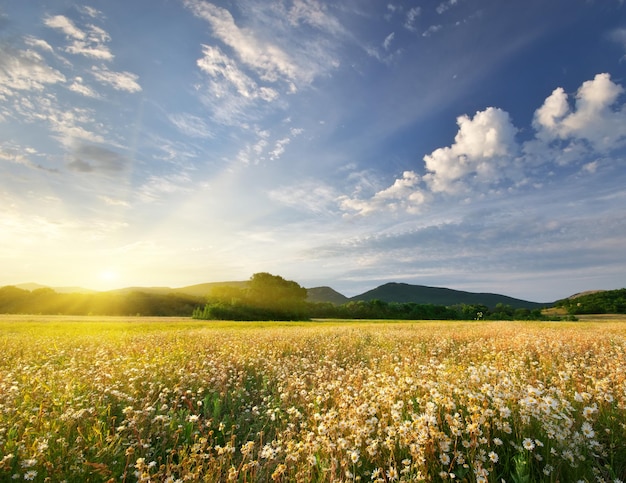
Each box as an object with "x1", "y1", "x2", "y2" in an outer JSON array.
[{"x1": 0, "y1": 316, "x2": 625, "y2": 482}]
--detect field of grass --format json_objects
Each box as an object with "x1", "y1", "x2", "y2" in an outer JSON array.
[{"x1": 0, "y1": 315, "x2": 625, "y2": 482}]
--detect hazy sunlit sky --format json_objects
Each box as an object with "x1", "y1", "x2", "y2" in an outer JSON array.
[{"x1": 1, "y1": 0, "x2": 625, "y2": 302}]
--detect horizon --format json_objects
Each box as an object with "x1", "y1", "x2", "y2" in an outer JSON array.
[
  {"x1": 2, "y1": 1, "x2": 625, "y2": 302},
  {"x1": 5, "y1": 278, "x2": 616, "y2": 304}
]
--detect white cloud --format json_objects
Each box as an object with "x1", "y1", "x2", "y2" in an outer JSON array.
[
  {"x1": 184, "y1": 0, "x2": 299, "y2": 87},
  {"x1": 383, "y1": 32, "x2": 395, "y2": 51},
  {"x1": 268, "y1": 180, "x2": 338, "y2": 214},
  {"x1": 339, "y1": 171, "x2": 427, "y2": 216},
  {"x1": 423, "y1": 107, "x2": 518, "y2": 193},
  {"x1": 47, "y1": 108, "x2": 106, "y2": 147},
  {"x1": 436, "y1": 0, "x2": 460, "y2": 14},
  {"x1": 78, "y1": 6, "x2": 104, "y2": 19},
  {"x1": 24, "y1": 36, "x2": 54, "y2": 52},
  {"x1": 197, "y1": 44, "x2": 277, "y2": 101},
  {"x1": 338, "y1": 73, "x2": 626, "y2": 217},
  {"x1": 404, "y1": 7, "x2": 420, "y2": 32},
  {"x1": 533, "y1": 73, "x2": 626, "y2": 151},
  {"x1": 269, "y1": 137, "x2": 290, "y2": 160},
  {"x1": 45, "y1": 14, "x2": 113, "y2": 60},
  {"x1": 0, "y1": 47, "x2": 66, "y2": 97},
  {"x1": 287, "y1": 0, "x2": 345, "y2": 36},
  {"x1": 422, "y1": 25, "x2": 443, "y2": 37},
  {"x1": 66, "y1": 40, "x2": 113, "y2": 60},
  {"x1": 69, "y1": 77, "x2": 100, "y2": 98},
  {"x1": 169, "y1": 113, "x2": 214, "y2": 138},
  {"x1": 91, "y1": 66, "x2": 141, "y2": 92},
  {"x1": 44, "y1": 15, "x2": 86, "y2": 40}
]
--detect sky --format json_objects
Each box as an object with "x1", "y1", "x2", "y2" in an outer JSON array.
[{"x1": 1, "y1": 0, "x2": 625, "y2": 302}]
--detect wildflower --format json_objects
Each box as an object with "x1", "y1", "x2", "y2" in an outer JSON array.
[
  {"x1": 522, "y1": 438, "x2": 535, "y2": 451},
  {"x1": 349, "y1": 449, "x2": 360, "y2": 464},
  {"x1": 493, "y1": 437, "x2": 503, "y2": 446},
  {"x1": 488, "y1": 451, "x2": 499, "y2": 464},
  {"x1": 23, "y1": 471, "x2": 37, "y2": 481},
  {"x1": 581, "y1": 421, "x2": 595, "y2": 438},
  {"x1": 582, "y1": 404, "x2": 597, "y2": 419},
  {"x1": 440, "y1": 453, "x2": 450, "y2": 465},
  {"x1": 387, "y1": 465, "x2": 399, "y2": 481}
]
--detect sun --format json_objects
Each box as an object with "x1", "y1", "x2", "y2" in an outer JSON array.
[{"x1": 97, "y1": 268, "x2": 120, "y2": 286}]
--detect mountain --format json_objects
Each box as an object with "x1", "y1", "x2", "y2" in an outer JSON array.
[
  {"x1": 350, "y1": 282, "x2": 548, "y2": 309},
  {"x1": 14, "y1": 283, "x2": 97, "y2": 294},
  {"x1": 7, "y1": 280, "x2": 551, "y2": 309},
  {"x1": 306, "y1": 286, "x2": 350, "y2": 305}
]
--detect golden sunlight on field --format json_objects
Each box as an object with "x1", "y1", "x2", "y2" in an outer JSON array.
[{"x1": 0, "y1": 317, "x2": 624, "y2": 482}]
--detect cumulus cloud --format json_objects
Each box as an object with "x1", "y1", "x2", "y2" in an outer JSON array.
[
  {"x1": 340, "y1": 73, "x2": 626, "y2": 217},
  {"x1": 423, "y1": 107, "x2": 518, "y2": 193},
  {"x1": 533, "y1": 73, "x2": 626, "y2": 151},
  {"x1": 339, "y1": 171, "x2": 427, "y2": 216},
  {"x1": 91, "y1": 66, "x2": 141, "y2": 92}
]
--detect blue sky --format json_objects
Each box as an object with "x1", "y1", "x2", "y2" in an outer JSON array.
[{"x1": 1, "y1": 0, "x2": 625, "y2": 302}]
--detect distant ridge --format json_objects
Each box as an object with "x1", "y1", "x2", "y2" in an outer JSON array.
[
  {"x1": 350, "y1": 282, "x2": 548, "y2": 309},
  {"x1": 5, "y1": 280, "x2": 561, "y2": 309},
  {"x1": 568, "y1": 289, "x2": 606, "y2": 299},
  {"x1": 306, "y1": 286, "x2": 349, "y2": 305},
  {"x1": 15, "y1": 283, "x2": 97, "y2": 294}
]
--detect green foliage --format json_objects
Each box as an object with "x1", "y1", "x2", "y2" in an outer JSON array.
[
  {"x1": 0, "y1": 286, "x2": 204, "y2": 316},
  {"x1": 193, "y1": 273, "x2": 309, "y2": 321},
  {"x1": 554, "y1": 288, "x2": 626, "y2": 314},
  {"x1": 309, "y1": 299, "x2": 563, "y2": 321}
]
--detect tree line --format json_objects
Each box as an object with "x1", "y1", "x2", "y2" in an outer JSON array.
[
  {"x1": 192, "y1": 273, "x2": 563, "y2": 321},
  {"x1": 0, "y1": 286, "x2": 204, "y2": 316},
  {"x1": 1, "y1": 273, "x2": 574, "y2": 320}
]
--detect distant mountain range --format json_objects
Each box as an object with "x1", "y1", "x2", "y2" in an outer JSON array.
[{"x1": 13, "y1": 280, "x2": 555, "y2": 309}]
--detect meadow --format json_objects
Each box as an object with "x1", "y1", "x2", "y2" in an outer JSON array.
[{"x1": 0, "y1": 315, "x2": 624, "y2": 482}]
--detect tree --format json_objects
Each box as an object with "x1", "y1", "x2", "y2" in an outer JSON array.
[{"x1": 194, "y1": 273, "x2": 310, "y2": 321}]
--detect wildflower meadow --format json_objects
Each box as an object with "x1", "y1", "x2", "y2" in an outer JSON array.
[{"x1": 0, "y1": 316, "x2": 624, "y2": 482}]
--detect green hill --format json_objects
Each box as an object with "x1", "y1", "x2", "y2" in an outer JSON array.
[
  {"x1": 306, "y1": 286, "x2": 349, "y2": 305},
  {"x1": 554, "y1": 288, "x2": 626, "y2": 314},
  {"x1": 351, "y1": 282, "x2": 548, "y2": 309}
]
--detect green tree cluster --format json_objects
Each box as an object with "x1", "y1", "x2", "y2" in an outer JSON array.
[
  {"x1": 554, "y1": 288, "x2": 626, "y2": 314},
  {"x1": 193, "y1": 273, "x2": 309, "y2": 321}
]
